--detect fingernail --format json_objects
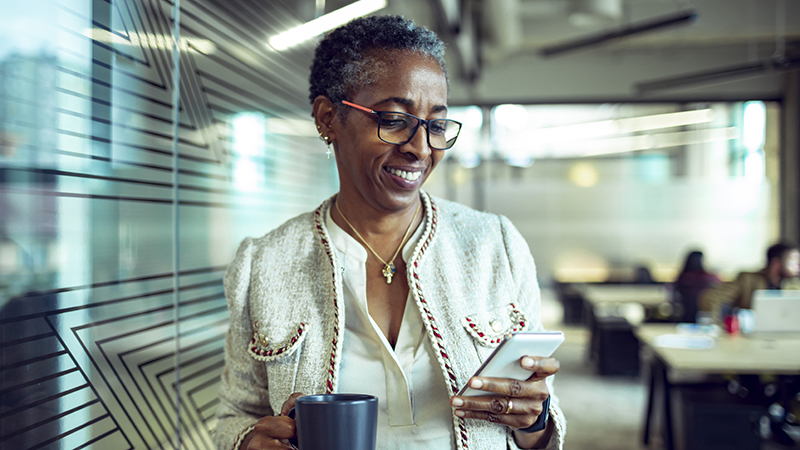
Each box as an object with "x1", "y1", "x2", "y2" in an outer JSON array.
[
  {"x1": 451, "y1": 398, "x2": 464, "y2": 407},
  {"x1": 522, "y1": 357, "x2": 536, "y2": 369},
  {"x1": 470, "y1": 379, "x2": 483, "y2": 389},
  {"x1": 455, "y1": 410, "x2": 465, "y2": 417}
]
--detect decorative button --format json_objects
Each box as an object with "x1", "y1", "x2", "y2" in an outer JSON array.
[{"x1": 491, "y1": 320, "x2": 503, "y2": 332}]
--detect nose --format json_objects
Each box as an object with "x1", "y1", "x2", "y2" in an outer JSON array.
[{"x1": 399, "y1": 120, "x2": 432, "y2": 160}]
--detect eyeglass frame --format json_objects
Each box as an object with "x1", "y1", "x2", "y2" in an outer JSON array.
[{"x1": 340, "y1": 100, "x2": 462, "y2": 150}]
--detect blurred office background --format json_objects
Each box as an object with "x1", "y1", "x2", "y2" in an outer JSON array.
[{"x1": 0, "y1": 0, "x2": 798, "y2": 448}]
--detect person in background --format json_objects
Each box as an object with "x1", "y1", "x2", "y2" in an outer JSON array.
[
  {"x1": 699, "y1": 242, "x2": 800, "y2": 321},
  {"x1": 700, "y1": 243, "x2": 800, "y2": 446},
  {"x1": 673, "y1": 250, "x2": 720, "y2": 323},
  {"x1": 632, "y1": 265, "x2": 657, "y2": 284},
  {"x1": 213, "y1": 15, "x2": 565, "y2": 450}
]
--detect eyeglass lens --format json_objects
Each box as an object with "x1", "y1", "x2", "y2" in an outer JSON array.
[{"x1": 378, "y1": 112, "x2": 461, "y2": 149}]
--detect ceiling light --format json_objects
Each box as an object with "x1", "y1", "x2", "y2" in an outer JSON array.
[
  {"x1": 493, "y1": 104, "x2": 529, "y2": 130},
  {"x1": 448, "y1": 106, "x2": 483, "y2": 129},
  {"x1": 532, "y1": 108, "x2": 715, "y2": 142},
  {"x1": 617, "y1": 109, "x2": 715, "y2": 133},
  {"x1": 568, "y1": 162, "x2": 599, "y2": 187},
  {"x1": 580, "y1": 127, "x2": 738, "y2": 157},
  {"x1": 742, "y1": 101, "x2": 766, "y2": 152},
  {"x1": 233, "y1": 113, "x2": 265, "y2": 157},
  {"x1": 268, "y1": 0, "x2": 387, "y2": 51}
]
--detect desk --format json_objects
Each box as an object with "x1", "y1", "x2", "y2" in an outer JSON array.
[
  {"x1": 636, "y1": 324, "x2": 800, "y2": 450},
  {"x1": 577, "y1": 284, "x2": 669, "y2": 308},
  {"x1": 636, "y1": 325, "x2": 800, "y2": 375},
  {"x1": 576, "y1": 285, "x2": 670, "y2": 375}
]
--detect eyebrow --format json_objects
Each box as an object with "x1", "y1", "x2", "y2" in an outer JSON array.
[{"x1": 373, "y1": 96, "x2": 448, "y2": 114}]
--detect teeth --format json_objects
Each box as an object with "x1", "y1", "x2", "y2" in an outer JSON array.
[{"x1": 388, "y1": 168, "x2": 422, "y2": 182}]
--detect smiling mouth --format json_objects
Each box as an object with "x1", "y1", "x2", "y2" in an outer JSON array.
[{"x1": 386, "y1": 167, "x2": 423, "y2": 182}]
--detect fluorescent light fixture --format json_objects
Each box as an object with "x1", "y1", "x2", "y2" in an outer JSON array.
[
  {"x1": 233, "y1": 113, "x2": 266, "y2": 157},
  {"x1": 568, "y1": 162, "x2": 599, "y2": 187},
  {"x1": 234, "y1": 157, "x2": 262, "y2": 192},
  {"x1": 618, "y1": 109, "x2": 715, "y2": 133},
  {"x1": 448, "y1": 106, "x2": 483, "y2": 130},
  {"x1": 495, "y1": 107, "x2": 717, "y2": 157},
  {"x1": 233, "y1": 113, "x2": 266, "y2": 191},
  {"x1": 503, "y1": 126, "x2": 736, "y2": 158},
  {"x1": 580, "y1": 127, "x2": 739, "y2": 157},
  {"x1": 269, "y1": 0, "x2": 387, "y2": 51},
  {"x1": 742, "y1": 101, "x2": 766, "y2": 152},
  {"x1": 534, "y1": 108, "x2": 715, "y2": 141},
  {"x1": 744, "y1": 151, "x2": 765, "y2": 184},
  {"x1": 493, "y1": 104, "x2": 529, "y2": 131}
]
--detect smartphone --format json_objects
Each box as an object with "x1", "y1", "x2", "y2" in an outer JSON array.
[{"x1": 458, "y1": 331, "x2": 565, "y2": 396}]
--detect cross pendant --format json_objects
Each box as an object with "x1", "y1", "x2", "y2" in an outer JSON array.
[{"x1": 382, "y1": 263, "x2": 396, "y2": 284}]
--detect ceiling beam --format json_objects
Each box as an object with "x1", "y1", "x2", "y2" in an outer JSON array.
[
  {"x1": 636, "y1": 56, "x2": 800, "y2": 93},
  {"x1": 539, "y1": 9, "x2": 697, "y2": 57}
]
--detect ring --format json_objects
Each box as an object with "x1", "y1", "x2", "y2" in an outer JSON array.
[{"x1": 504, "y1": 398, "x2": 514, "y2": 415}]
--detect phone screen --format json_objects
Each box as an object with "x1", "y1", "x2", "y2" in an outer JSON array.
[{"x1": 458, "y1": 331, "x2": 564, "y2": 396}]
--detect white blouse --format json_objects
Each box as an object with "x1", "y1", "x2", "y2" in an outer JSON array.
[{"x1": 326, "y1": 206, "x2": 456, "y2": 450}]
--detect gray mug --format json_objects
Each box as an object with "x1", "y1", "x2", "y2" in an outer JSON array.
[{"x1": 288, "y1": 394, "x2": 378, "y2": 450}]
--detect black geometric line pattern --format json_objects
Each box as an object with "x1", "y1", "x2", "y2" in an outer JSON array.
[
  {"x1": 1, "y1": 274, "x2": 227, "y2": 449},
  {"x1": 1, "y1": 0, "x2": 336, "y2": 448}
]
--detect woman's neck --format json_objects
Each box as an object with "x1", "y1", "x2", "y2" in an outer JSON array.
[{"x1": 332, "y1": 193, "x2": 423, "y2": 256}]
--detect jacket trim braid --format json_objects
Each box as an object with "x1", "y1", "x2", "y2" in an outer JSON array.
[
  {"x1": 314, "y1": 203, "x2": 342, "y2": 394},
  {"x1": 407, "y1": 197, "x2": 471, "y2": 450},
  {"x1": 232, "y1": 424, "x2": 255, "y2": 450},
  {"x1": 462, "y1": 303, "x2": 527, "y2": 347},
  {"x1": 247, "y1": 321, "x2": 307, "y2": 361}
]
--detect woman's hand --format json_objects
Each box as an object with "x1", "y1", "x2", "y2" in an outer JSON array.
[
  {"x1": 450, "y1": 356, "x2": 560, "y2": 448},
  {"x1": 241, "y1": 392, "x2": 305, "y2": 449}
]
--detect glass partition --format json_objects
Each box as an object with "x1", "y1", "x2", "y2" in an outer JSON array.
[{"x1": 1, "y1": 1, "x2": 337, "y2": 448}]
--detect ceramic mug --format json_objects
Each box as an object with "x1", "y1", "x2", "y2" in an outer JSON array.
[{"x1": 288, "y1": 394, "x2": 378, "y2": 450}]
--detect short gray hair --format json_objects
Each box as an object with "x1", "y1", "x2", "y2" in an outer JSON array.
[{"x1": 308, "y1": 15, "x2": 447, "y2": 115}]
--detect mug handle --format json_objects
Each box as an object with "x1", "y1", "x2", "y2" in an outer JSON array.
[{"x1": 286, "y1": 408, "x2": 299, "y2": 450}]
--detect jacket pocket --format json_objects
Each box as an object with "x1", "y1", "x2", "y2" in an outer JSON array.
[
  {"x1": 247, "y1": 320, "x2": 307, "y2": 362},
  {"x1": 462, "y1": 303, "x2": 528, "y2": 347}
]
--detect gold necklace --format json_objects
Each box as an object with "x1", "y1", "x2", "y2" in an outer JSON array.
[{"x1": 335, "y1": 198, "x2": 421, "y2": 284}]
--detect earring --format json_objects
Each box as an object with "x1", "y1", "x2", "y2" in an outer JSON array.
[{"x1": 319, "y1": 133, "x2": 332, "y2": 159}]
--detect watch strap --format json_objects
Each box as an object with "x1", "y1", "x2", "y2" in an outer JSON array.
[{"x1": 516, "y1": 395, "x2": 550, "y2": 434}]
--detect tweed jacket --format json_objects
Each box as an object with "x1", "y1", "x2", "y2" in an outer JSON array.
[{"x1": 214, "y1": 193, "x2": 566, "y2": 450}]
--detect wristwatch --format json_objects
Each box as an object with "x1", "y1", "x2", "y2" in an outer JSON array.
[{"x1": 517, "y1": 396, "x2": 550, "y2": 433}]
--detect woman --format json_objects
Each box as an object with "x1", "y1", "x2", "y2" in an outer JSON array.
[
  {"x1": 674, "y1": 250, "x2": 720, "y2": 322},
  {"x1": 214, "y1": 16, "x2": 565, "y2": 450}
]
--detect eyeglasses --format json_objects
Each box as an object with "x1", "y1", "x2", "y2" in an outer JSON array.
[{"x1": 341, "y1": 100, "x2": 462, "y2": 150}]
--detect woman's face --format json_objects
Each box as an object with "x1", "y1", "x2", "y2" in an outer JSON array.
[{"x1": 331, "y1": 51, "x2": 448, "y2": 213}]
